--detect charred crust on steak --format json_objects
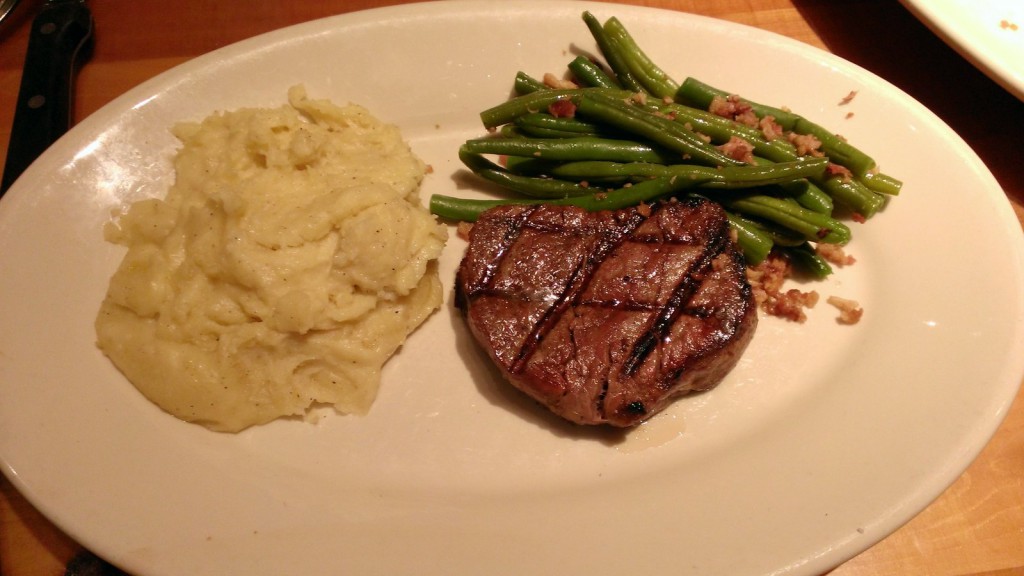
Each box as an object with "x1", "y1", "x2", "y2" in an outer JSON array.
[{"x1": 455, "y1": 197, "x2": 758, "y2": 427}]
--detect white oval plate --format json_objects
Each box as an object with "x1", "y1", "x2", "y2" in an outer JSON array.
[
  {"x1": 900, "y1": 0, "x2": 1024, "y2": 100},
  {"x1": 2, "y1": 2, "x2": 1023, "y2": 575}
]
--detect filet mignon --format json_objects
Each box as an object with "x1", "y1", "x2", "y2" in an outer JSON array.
[{"x1": 455, "y1": 197, "x2": 758, "y2": 427}]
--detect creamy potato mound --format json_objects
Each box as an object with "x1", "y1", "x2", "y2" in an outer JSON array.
[{"x1": 95, "y1": 86, "x2": 447, "y2": 432}]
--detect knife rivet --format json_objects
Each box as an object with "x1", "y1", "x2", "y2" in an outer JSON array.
[
  {"x1": 39, "y1": 22, "x2": 57, "y2": 35},
  {"x1": 28, "y1": 95, "x2": 46, "y2": 109}
]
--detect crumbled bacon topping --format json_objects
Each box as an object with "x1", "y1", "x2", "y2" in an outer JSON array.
[
  {"x1": 746, "y1": 253, "x2": 818, "y2": 323},
  {"x1": 744, "y1": 244, "x2": 865, "y2": 325},
  {"x1": 759, "y1": 115, "x2": 785, "y2": 141},
  {"x1": 787, "y1": 132, "x2": 824, "y2": 156},
  {"x1": 629, "y1": 92, "x2": 648, "y2": 106},
  {"x1": 839, "y1": 90, "x2": 858, "y2": 105},
  {"x1": 709, "y1": 94, "x2": 758, "y2": 127},
  {"x1": 827, "y1": 296, "x2": 863, "y2": 324},
  {"x1": 548, "y1": 99, "x2": 577, "y2": 118},
  {"x1": 816, "y1": 243, "x2": 856, "y2": 267},
  {"x1": 826, "y1": 162, "x2": 853, "y2": 182},
  {"x1": 717, "y1": 136, "x2": 756, "y2": 164}
]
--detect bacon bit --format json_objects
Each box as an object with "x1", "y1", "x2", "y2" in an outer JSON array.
[
  {"x1": 765, "y1": 289, "x2": 819, "y2": 323},
  {"x1": 748, "y1": 253, "x2": 822, "y2": 323},
  {"x1": 456, "y1": 221, "x2": 474, "y2": 241},
  {"x1": 637, "y1": 202, "x2": 653, "y2": 217},
  {"x1": 759, "y1": 115, "x2": 785, "y2": 141},
  {"x1": 845, "y1": 112, "x2": 855, "y2": 120},
  {"x1": 816, "y1": 243, "x2": 856, "y2": 266},
  {"x1": 839, "y1": 90, "x2": 858, "y2": 105},
  {"x1": 425, "y1": 164, "x2": 435, "y2": 174},
  {"x1": 579, "y1": 181, "x2": 590, "y2": 188},
  {"x1": 827, "y1": 296, "x2": 863, "y2": 324},
  {"x1": 548, "y1": 99, "x2": 577, "y2": 118},
  {"x1": 735, "y1": 109, "x2": 758, "y2": 128},
  {"x1": 543, "y1": 73, "x2": 578, "y2": 90},
  {"x1": 629, "y1": 92, "x2": 648, "y2": 106},
  {"x1": 706, "y1": 94, "x2": 754, "y2": 126},
  {"x1": 816, "y1": 228, "x2": 831, "y2": 240},
  {"x1": 717, "y1": 136, "x2": 756, "y2": 164},
  {"x1": 747, "y1": 253, "x2": 788, "y2": 304},
  {"x1": 708, "y1": 95, "x2": 731, "y2": 118},
  {"x1": 498, "y1": 155, "x2": 509, "y2": 167},
  {"x1": 1000, "y1": 19, "x2": 1019, "y2": 31},
  {"x1": 851, "y1": 212, "x2": 867, "y2": 224},
  {"x1": 826, "y1": 162, "x2": 854, "y2": 182},
  {"x1": 787, "y1": 132, "x2": 823, "y2": 156}
]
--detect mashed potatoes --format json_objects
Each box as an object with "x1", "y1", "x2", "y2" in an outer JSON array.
[{"x1": 95, "y1": 86, "x2": 447, "y2": 432}]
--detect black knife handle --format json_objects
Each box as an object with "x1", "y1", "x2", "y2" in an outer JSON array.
[{"x1": 1, "y1": 2, "x2": 93, "y2": 195}]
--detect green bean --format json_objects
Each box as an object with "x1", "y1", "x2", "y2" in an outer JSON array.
[
  {"x1": 721, "y1": 194, "x2": 851, "y2": 244},
  {"x1": 461, "y1": 136, "x2": 678, "y2": 164},
  {"x1": 601, "y1": 16, "x2": 678, "y2": 99},
  {"x1": 745, "y1": 158, "x2": 833, "y2": 214},
  {"x1": 540, "y1": 157, "x2": 827, "y2": 189},
  {"x1": 676, "y1": 76, "x2": 903, "y2": 194},
  {"x1": 567, "y1": 55, "x2": 620, "y2": 89},
  {"x1": 660, "y1": 102, "x2": 800, "y2": 162},
  {"x1": 513, "y1": 113, "x2": 606, "y2": 138},
  {"x1": 816, "y1": 174, "x2": 886, "y2": 218},
  {"x1": 676, "y1": 77, "x2": 799, "y2": 129},
  {"x1": 582, "y1": 11, "x2": 645, "y2": 93},
  {"x1": 784, "y1": 242, "x2": 834, "y2": 279},
  {"x1": 792, "y1": 117, "x2": 874, "y2": 177},
  {"x1": 514, "y1": 71, "x2": 547, "y2": 95},
  {"x1": 861, "y1": 171, "x2": 902, "y2": 196},
  {"x1": 442, "y1": 10, "x2": 899, "y2": 271},
  {"x1": 725, "y1": 211, "x2": 774, "y2": 265},
  {"x1": 431, "y1": 177, "x2": 693, "y2": 222},
  {"x1": 575, "y1": 92, "x2": 742, "y2": 167},
  {"x1": 782, "y1": 179, "x2": 833, "y2": 215},
  {"x1": 480, "y1": 87, "x2": 627, "y2": 128},
  {"x1": 471, "y1": 168, "x2": 606, "y2": 199}
]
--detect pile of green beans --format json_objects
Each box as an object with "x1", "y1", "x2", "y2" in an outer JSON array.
[{"x1": 429, "y1": 11, "x2": 902, "y2": 277}]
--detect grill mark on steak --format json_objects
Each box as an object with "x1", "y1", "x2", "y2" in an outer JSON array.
[
  {"x1": 455, "y1": 198, "x2": 757, "y2": 427},
  {"x1": 471, "y1": 205, "x2": 539, "y2": 295},
  {"x1": 507, "y1": 206, "x2": 652, "y2": 374},
  {"x1": 622, "y1": 230, "x2": 730, "y2": 376}
]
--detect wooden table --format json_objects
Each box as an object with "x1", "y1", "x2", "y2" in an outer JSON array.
[{"x1": 1, "y1": 1, "x2": 1022, "y2": 575}]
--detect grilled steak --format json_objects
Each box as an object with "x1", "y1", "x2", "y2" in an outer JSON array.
[{"x1": 455, "y1": 198, "x2": 758, "y2": 427}]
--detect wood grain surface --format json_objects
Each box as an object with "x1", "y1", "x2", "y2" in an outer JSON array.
[{"x1": 1, "y1": 1, "x2": 1022, "y2": 575}]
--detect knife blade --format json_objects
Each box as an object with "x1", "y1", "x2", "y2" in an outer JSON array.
[{"x1": 0, "y1": 0, "x2": 92, "y2": 196}]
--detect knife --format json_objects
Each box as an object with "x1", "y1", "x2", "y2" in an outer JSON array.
[{"x1": 0, "y1": 0, "x2": 92, "y2": 196}]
